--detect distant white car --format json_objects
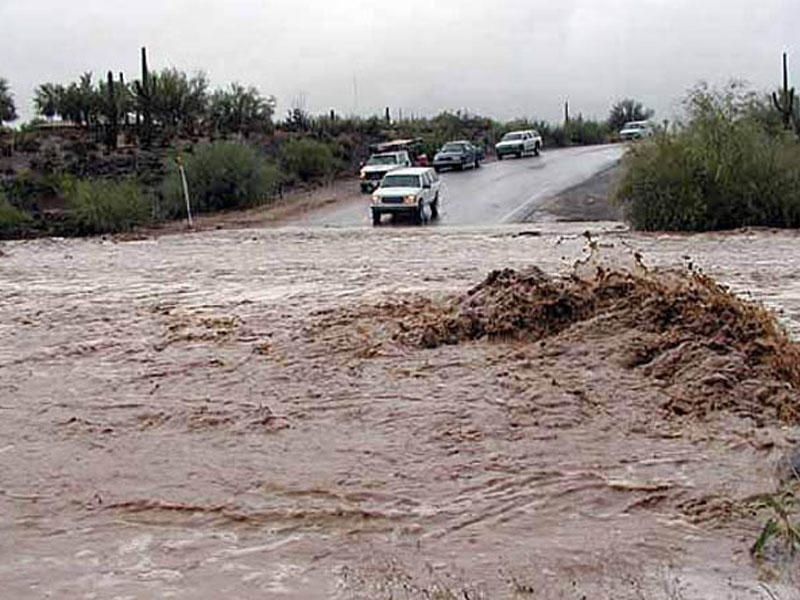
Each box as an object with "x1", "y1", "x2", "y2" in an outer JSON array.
[
  {"x1": 370, "y1": 167, "x2": 441, "y2": 225},
  {"x1": 495, "y1": 130, "x2": 542, "y2": 159},
  {"x1": 619, "y1": 121, "x2": 654, "y2": 141}
]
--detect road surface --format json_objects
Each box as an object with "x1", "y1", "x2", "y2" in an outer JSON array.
[{"x1": 289, "y1": 144, "x2": 625, "y2": 227}]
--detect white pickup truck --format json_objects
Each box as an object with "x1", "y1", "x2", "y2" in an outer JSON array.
[
  {"x1": 359, "y1": 151, "x2": 412, "y2": 193},
  {"x1": 370, "y1": 167, "x2": 441, "y2": 225}
]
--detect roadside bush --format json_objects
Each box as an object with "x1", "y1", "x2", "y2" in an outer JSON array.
[
  {"x1": 0, "y1": 191, "x2": 32, "y2": 238},
  {"x1": 564, "y1": 118, "x2": 609, "y2": 145},
  {"x1": 161, "y1": 141, "x2": 282, "y2": 218},
  {"x1": 66, "y1": 179, "x2": 150, "y2": 235},
  {"x1": 615, "y1": 84, "x2": 800, "y2": 231},
  {"x1": 279, "y1": 137, "x2": 335, "y2": 182}
]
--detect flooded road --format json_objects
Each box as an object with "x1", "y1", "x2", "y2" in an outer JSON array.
[
  {"x1": 2, "y1": 223, "x2": 800, "y2": 598},
  {"x1": 289, "y1": 145, "x2": 625, "y2": 227}
]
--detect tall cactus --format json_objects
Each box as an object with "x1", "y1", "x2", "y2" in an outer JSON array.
[
  {"x1": 772, "y1": 52, "x2": 796, "y2": 130},
  {"x1": 119, "y1": 72, "x2": 130, "y2": 127},
  {"x1": 105, "y1": 70, "x2": 118, "y2": 151},
  {"x1": 135, "y1": 46, "x2": 154, "y2": 147}
]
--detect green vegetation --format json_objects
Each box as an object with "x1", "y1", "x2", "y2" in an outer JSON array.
[
  {"x1": 607, "y1": 98, "x2": 655, "y2": 131},
  {"x1": 161, "y1": 141, "x2": 282, "y2": 217},
  {"x1": 615, "y1": 83, "x2": 800, "y2": 231},
  {"x1": 0, "y1": 191, "x2": 32, "y2": 238},
  {"x1": 751, "y1": 491, "x2": 800, "y2": 560},
  {"x1": 33, "y1": 48, "x2": 275, "y2": 144},
  {"x1": 66, "y1": 178, "x2": 150, "y2": 235},
  {"x1": 772, "y1": 52, "x2": 797, "y2": 133},
  {"x1": 279, "y1": 137, "x2": 336, "y2": 182},
  {"x1": 0, "y1": 77, "x2": 17, "y2": 126}
]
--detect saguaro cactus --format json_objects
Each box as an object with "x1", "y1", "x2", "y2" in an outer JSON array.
[
  {"x1": 772, "y1": 52, "x2": 796, "y2": 130},
  {"x1": 105, "y1": 70, "x2": 118, "y2": 150},
  {"x1": 135, "y1": 46, "x2": 154, "y2": 147}
]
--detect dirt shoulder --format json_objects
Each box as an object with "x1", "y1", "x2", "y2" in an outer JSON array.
[
  {"x1": 138, "y1": 176, "x2": 362, "y2": 237},
  {"x1": 526, "y1": 160, "x2": 624, "y2": 222}
]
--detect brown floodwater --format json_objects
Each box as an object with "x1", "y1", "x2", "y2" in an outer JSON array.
[{"x1": 2, "y1": 223, "x2": 800, "y2": 599}]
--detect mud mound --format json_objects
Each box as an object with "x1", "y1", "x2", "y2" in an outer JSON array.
[{"x1": 407, "y1": 265, "x2": 800, "y2": 422}]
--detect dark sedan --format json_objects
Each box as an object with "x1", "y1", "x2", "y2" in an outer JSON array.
[{"x1": 433, "y1": 141, "x2": 483, "y2": 172}]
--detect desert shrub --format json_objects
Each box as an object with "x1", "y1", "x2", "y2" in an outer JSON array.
[
  {"x1": 66, "y1": 178, "x2": 150, "y2": 235},
  {"x1": 564, "y1": 118, "x2": 610, "y2": 145},
  {"x1": 3, "y1": 169, "x2": 72, "y2": 212},
  {"x1": 161, "y1": 141, "x2": 282, "y2": 218},
  {"x1": 0, "y1": 191, "x2": 32, "y2": 237},
  {"x1": 615, "y1": 84, "x2": 800, "y2": 231},
  {"x1": 279, "y1": 137, "x2": 335, "y2": 182}
]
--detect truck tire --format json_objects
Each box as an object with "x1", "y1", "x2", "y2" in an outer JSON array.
[
  {"x1": 534, "y1": 143, "x2": 541, "y2": 157},
  {"x1": 497, "y1": 154, "x2": 504, "y2": 161},
  {"x1": 372, "y1": 209, "x2": 381, "y2": 226},
  {"x1": 474, "y1": 158, "x2": 480, "y2": 168},
  {"x1": 431, "y1": 194, "x2": 439, "y2": 220},
  {"x1": 413, "y1": 203, "x2": 426, "y2": 225}
]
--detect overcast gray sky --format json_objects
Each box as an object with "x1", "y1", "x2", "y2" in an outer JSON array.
[{"x1": 2, "y1": 0, "x2": 798, "y2": 124}]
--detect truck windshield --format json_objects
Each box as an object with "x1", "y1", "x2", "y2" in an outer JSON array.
[
  {"x1": 623, "y1": 122, "x2": 644, "y2": 130},
  {"x1": 381, "y1": 175, "x2": 420, "y2": 188},
  {"x1": 441, "y1": 143, "x2": 466, "y2": 152},
  {"x1": 502, "y1": 133, "x2": 523, "y2": 141},
  {"x1": 367, "y1": 154, "x2": 398, "y2": 166}
]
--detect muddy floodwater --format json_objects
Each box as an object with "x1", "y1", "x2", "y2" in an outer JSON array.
[{"x1": 2, "y1": 223, "x2": 800, "y2": 599}]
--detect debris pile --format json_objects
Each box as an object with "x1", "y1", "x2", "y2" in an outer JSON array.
[{"x1": 407, "y1": 265, "x2": 800, "y2": 422}]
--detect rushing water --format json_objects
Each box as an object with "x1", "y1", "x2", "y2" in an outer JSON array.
[{"x1": 1, "y1": 224, "x2": 800, "y2": 599}]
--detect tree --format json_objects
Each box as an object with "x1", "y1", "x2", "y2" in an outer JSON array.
[
  {"x1": 0, "y1": 78, "x2": 18, "y2": 127},
  {"x1": 209, "y1": 83, "x2": 275, "y2": 136},
  {"x1": 149, "y1": 68, "x2": 208, "y2": 134},
  {"x1": 34, "y1": 83, "x2": 63, "y2": 120},
  {"x1": 607, "y1": 98, "x2": 654, "y2": 131}
]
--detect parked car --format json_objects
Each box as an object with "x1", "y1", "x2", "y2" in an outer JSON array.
[
  {"x1": 370, "y1": 167, "x2": 441, "y2": 225},
  {"x1": 619, "y1": 121, "x2": 654, "y2": 141},
  {"x1": 495, "y1": 130, "x2": 542, "y2": 159},
  {"x1": 433, "y1": 140, "x2": 483, "y2": 172},
  {"x1": 359, "y1": 151, "x2": 412, "y2": 193}
]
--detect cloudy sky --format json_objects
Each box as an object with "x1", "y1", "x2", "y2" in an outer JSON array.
[{"x1": 2, "y1": 0, "x2": 798, "y2": 123}]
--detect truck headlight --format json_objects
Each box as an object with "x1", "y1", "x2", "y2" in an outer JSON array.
[
  {"x1": 404, "y1": 195, "x2": 417, "y2": 205},
  {"x1": 372, "y1": 195, "x2": 381, "y2": 203},
  {"x1": 360, "y1": 171, "x2": 366, "y2": 180}
]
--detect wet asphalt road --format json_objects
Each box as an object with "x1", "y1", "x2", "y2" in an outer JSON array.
[{"x1": 290, "y1": 144, "x2": 626, "y2": 227}]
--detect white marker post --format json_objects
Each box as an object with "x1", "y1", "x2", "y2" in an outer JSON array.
[{"x1": 176, "y1": 155, "x2": 193, "y2": 228}]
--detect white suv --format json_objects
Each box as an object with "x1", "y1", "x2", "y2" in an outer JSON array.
[
  {"x1": 619, "y1": 121, "x2": 654, "y2": 141},
  {"x1": 370, "y1": 167, "x2": 441, "y2": 225},
  {"x1": 495, "y1": 130, "x2": 543, "y2": 159}
]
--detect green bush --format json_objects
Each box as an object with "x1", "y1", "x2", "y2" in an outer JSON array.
[
  {"x1": 564, "y1": 118, "x2": 610, "y2": 145},
  {"x1": 161, "y1": 141, "x2": 282, "y2": 218},
  {"x1": 66, "y1": 179, "x2": 150, "y2": 235},
  {"x1": 3, "y1": 169, "x2": 71, "y2": 212},
  {"x1": 0, "y1": 191, "x2": 32, "y2": 237},
  {"x1": 615, "y1": 84, "x2": 800, "y2": 231},
  {"x1": 279, "y1": 137, "x2": 335, "y2": 182}
]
